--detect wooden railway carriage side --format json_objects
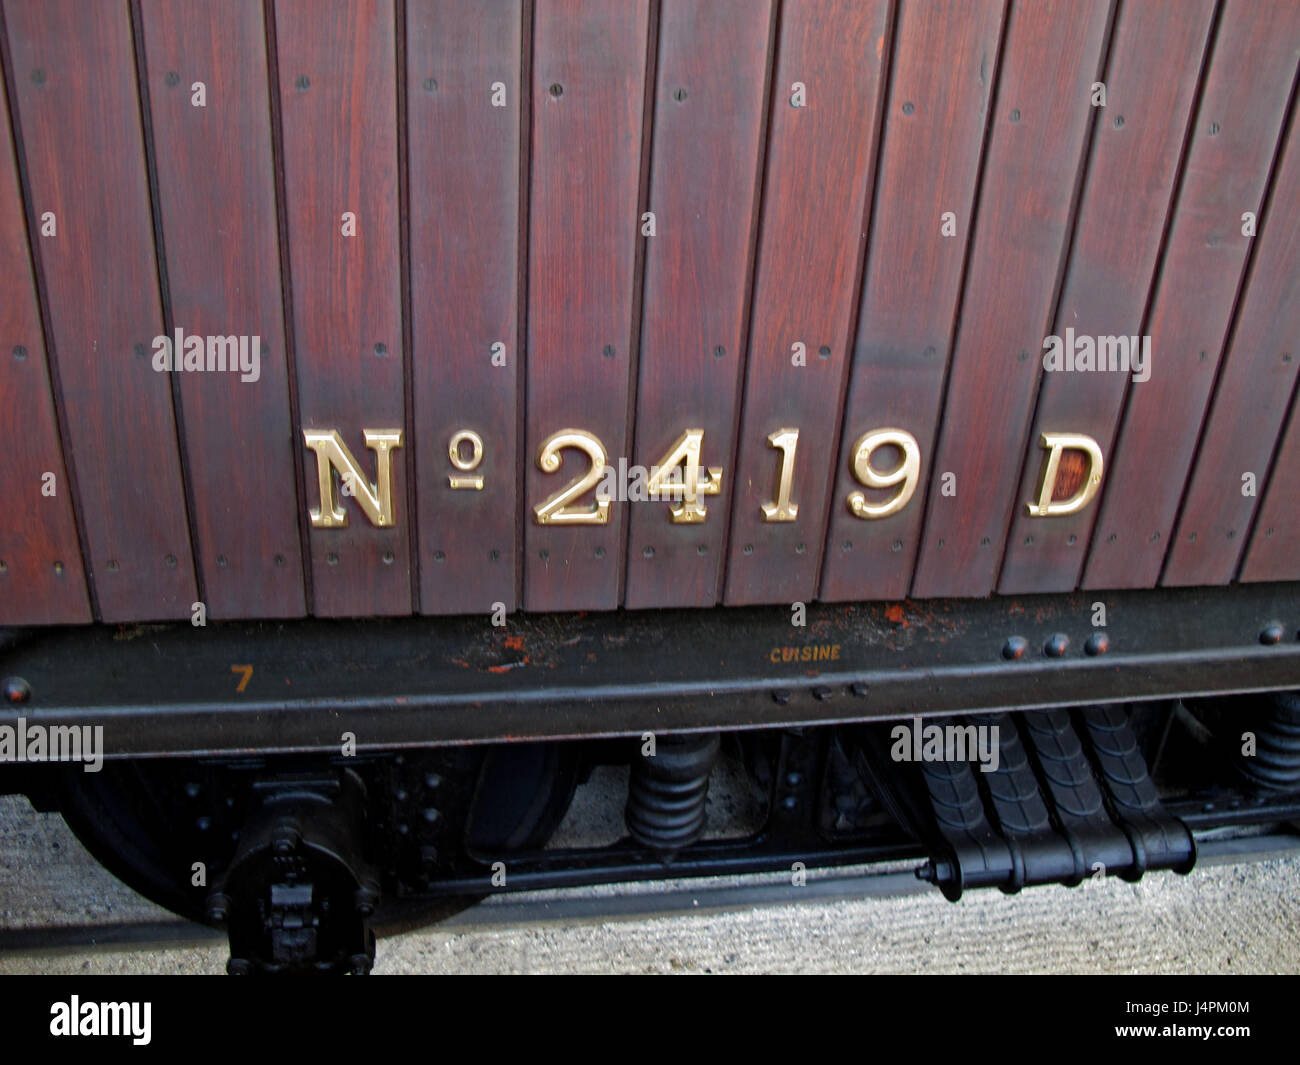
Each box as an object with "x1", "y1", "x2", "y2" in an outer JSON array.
[{"x1": 1, "y1": 0, "x2": 1299, "y2": 974}]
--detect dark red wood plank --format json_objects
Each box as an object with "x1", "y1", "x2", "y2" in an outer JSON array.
[
  {"x1": 140, "y1": 0, "x2": 306, "y2": 619},
  {"x1": 5, "y1": 0, "x2": 196, "y2": 622},
  {"x1": 1165, "y1": 112, "x2": 1300, "y2": 587},
  {"x1": 0, "y1": 51, "x2": 89, "y2": 625},
  {"x1": 721, "y1": 0, "x2": 889, "y2": 607},
  {"x1": 623, "y1": 0, "x2": 773, "y2": 611},
  {"x1": 1240, "y1": 388, "x2": 1300, "y2": 583},
  {"x1": 820, "y1": 0, "x2": 1005, "y2": 604},
  {"x1": 407, "y1": 0, "x2": 521, "y2": 616},
  {"x1": 997, "y1": 0, "x2": 1215, "y2": 594},
  {"x1": 1083, "y1": 1, "x2": 1300, "y2": 591},
  {"x1": 523, "y1": 0, "x2": 649, "y2": 612},
  {"x1": 275, "y1": 0, "x2": 410, "y2": 616},
  {"x1": 909, "y1": 0, "x2": 1111, "y2": 600}
]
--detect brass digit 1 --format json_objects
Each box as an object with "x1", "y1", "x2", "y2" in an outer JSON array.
[
  {"x1": 1025, "y1": 431, "x2": 1104, "y2": 517},
  {"x1": 761, "y1": 429, "x2": 799, "y2": 522},
  {"x1": 448, "y1": 429, "x2": 485, "y2": 490},
  {"x1": 847, "y1": 428, "x2": 920, "y2": 519},
  {"x1": 533, "y1": 429, "x2": 611, "y2": 525}
]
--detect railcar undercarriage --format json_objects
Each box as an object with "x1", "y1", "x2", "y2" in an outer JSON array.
[{"x1": 3, "y1": 587, "x2": 1299, "y2": 974}]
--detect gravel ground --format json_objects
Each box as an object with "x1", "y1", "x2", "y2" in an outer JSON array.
[{"x1": 1, "y1": 794, "x2": 1298, "y2": 974}]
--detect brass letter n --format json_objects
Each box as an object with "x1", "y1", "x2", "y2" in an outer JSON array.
[{"x1": 303, "y1": 428, "x2": 404, "y2": 528}]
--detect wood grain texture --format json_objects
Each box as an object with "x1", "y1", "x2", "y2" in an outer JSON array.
[
  {"x1": 909, "y1": 0, "x2": 1111, "y2": 600},
  {"x1": 1165, "y1": 111, "x2": 1300, "y2": 587},
  {"x1": 721, "y1": 0, "x2": 889, "y2": 607},
  {"x1": 623, "y1": 0, "x2": 773, "y2": 610},
  {"x1": 523, "y1": 0, "x2": 649, "y2": 612},
  {"x1": 820, "y1": 0, "x2": 1005, "y2": 604},
  {"x1": 140, "y1": 0, "x2": 306, "y2": 619},
  {"x1": 997, "y1": 0, "x2": 1214, "y2": 594},
  {"x1": 407, "y1": 0, "x2": 521, "y2": 615},
  {"x1": 1240, "y1": 385, "x2": 1300, "y2": 583},
  {"x1": 5, "y1": 0, "x2": 196, "y2": 622},
  {"x1": 0, "y1": 51, "x2": 89, "y2": 625},
  {"x1": 1083, "y1": 0, "x2": 1300, "y2": 591},
  {"x1": 275, "y1": 0, "x2": 410, "y2": 616}
]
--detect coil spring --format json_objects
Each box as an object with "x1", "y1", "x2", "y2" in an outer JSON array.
[
  {"x1": 625, "y1": 732, "x2": 720, "y2": 854},
  {"x1": 1237, "y1": 692, "x2": 1300, "y2": 793}
]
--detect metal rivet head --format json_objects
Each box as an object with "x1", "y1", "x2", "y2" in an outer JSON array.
[
  {"x1": 1209, "y1": 122, "x2": 1220, "y2": 135},
  {"x1": 812, "y1": 685, "x2": 832, "y2": 701},
  {"x1": 52, "y1": 561, "x2": 64, "y2": 576},
  {"x1": 326, "y1": 552, "x2": 339, "y2": 566},
  {"x1": 713, "y1": 345, "x2": 725, "y2": 359},
  {"x1": 1084, "y1": 632, "x2": 1109, "y2": 656},
  {"x1": 382, "y1": 550, "x2": 394, "y2": 565},
  {"x1": 850, "y1": 682, "x2": 869, "y2": 697},
  {"x1": 31, "y1": 70, "x2": 45, "y2": 86},
  {"x1": 1044, "y1": 633, "x2": 1069, "y2": 657},
  {"x1": 164, "y1": 554, "x2": 178, "y2": 568},
  {"x1": 3, "y1": 677, "x2": 31, "y2": 704},
  {"x1": 295, "y1": 75, "x2": 310, "y2": 91},
  {"x1": 1260, "y1": 624, "x2": 1285, "y2": 646},
  {"x1": 12, "y1": 345, "x2": 27, "y2": 360},
  {"x1": 593, "y1": 546, "x2": 604, "y2": 559},
  {"x1": 818, "y1": 345, "x2": 831, "y2": 359},
  {"x1": 902, "y1": 101, "x2": 914, "y2": 115},
  {"x1": 602, "y1": 344, "x2": 615, "y2": 358},
  {"x1": 433, "y1": 550, "x2": 445, "y2": 563},
  {"x1": 1010, "y1": 108, "x2": 1021, "y2": 122},
  {"x1": 134, "y1": 342, "x2": 147, "y2": 357},
  {"x1": 107, "y1": 559, "x2": 120, "y2": 572},
  {"x1": 1113, "y1": 114, "x2": 1124, "y2": 129},
  {"x1": 374, "y1": 342, "x2": 387, "y2": 356},
  {"x1": 696, "y1": 544, "x2": 707, "y2": 556},
  {"x1": 1002, "y1": 636, "x2": 1028, "y2": 661},
  {"x1": 772, "y1": 690, "x2": 791, "y2": 706},
  {"x1": 165, "y1": 71, "x2": 180, "y2": 87},
  {"x1": 643, "y1": 545, "x2": 655, "y2": 559},
  {"x1": 273, "y1": 554, "x2": 286, "y2": 567},
  {"x1": 795, "y1": 542, "x2": 806, "y2": 555},
  {"x1": 489, "y1": 549, "x2": 500, "y2": 562},
  {"x1": 423, "y1": 77, "x2": 437, "y2": 92},
  {"x1": 673, "y1": 87, "x2": 687, "y2": 102},
  {"x1": 743, "y1": 543, "x2": 754, "y2": 556},
  {"x1": 539, "y1": 549, "x2": 549, "y2": 561},
  {"x1": 549, "y1": 83, "x2": 563, "y2": 98},
  {"x1": 0, "y1": 560, "x2": 7, "y2": 574},
  {"x1": 216, "y1": 555, "x2": 228, "y2": 568},
  {"x1": 892, "y1": 540, "x2": 903, "y2": 552}
]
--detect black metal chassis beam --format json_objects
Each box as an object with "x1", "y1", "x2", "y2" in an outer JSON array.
[{"x1": 1, "y1": 584, "x2": 1298, "y2": 760}]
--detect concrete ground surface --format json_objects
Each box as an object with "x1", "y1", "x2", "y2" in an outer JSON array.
[{"x1": 1, "y1": 794, "x2": 1298, "y2": 974}]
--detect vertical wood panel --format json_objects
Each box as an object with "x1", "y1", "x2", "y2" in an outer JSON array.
[
  {"x1": 1083, "y1": 0, "x2": 1300, "y2": 591},
  {"x1": 1240, "y1": 387, "x2": 1300, "y2": 583},
  {"x1": 1165, "y1": 111, "x2": 1300, "y2": 587},
  {"x1": 140, "y1": 0, "x2": 306, "y2": 619},
  {"x1": 722, "y1": 0, "x2": 889, "y2": 607},
  {"x1": 820, "y1": 0, "x2": 1004, "y2": 604},
  {"x1": 997, "y1": 0, "x2": 1215, "y2": 594},
  {"x1": 275, "y1": 0, "x2": 410, "y2": 616},
  {"x1": 5, "y1": 0, "x2": 196, "y2": 622},
  {"x1": 523, "y1": 0, "x2": 649, "y2": 612},
  {"x1": 909, "y1": 0, "x2": 1111, "y2": 600},
  {"x1": 0, "y1": 50, "x2": 90, "y2": 624},
  {"x1": 623, "y1": 0, "x2": 773, "y2": 610},
  {"x1": 407, "y1": 0, "x2": 521, "y2": 615}
]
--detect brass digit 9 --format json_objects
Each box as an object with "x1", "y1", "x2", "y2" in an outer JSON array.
[{"x1": 847, "y1": 428, "x2": 920, "y2": 519}]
